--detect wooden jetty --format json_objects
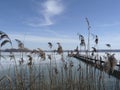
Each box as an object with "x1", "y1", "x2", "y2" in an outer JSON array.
[{"x1": 73, "y1": 54, "x2": 120, "y2": 79}]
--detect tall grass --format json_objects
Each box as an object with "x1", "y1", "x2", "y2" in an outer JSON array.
[
  {"x1": 0, "y1": 52, "x2": 119, "y2": 90},
  {"x1": 0, "y1": 31, "x2": 120, "y2": 90}
]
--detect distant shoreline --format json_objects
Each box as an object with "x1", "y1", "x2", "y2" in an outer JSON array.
[{"x1": 1, "y1": 48, "x2": 120, "y2": 52}]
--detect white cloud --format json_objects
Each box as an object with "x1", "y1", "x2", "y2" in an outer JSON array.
[
  {"x1": 43, "y1": 0, "x2": 63, "y2": 15},
  {"x1": 28, "y1": 0, "x2": 64, "y2": 27}
]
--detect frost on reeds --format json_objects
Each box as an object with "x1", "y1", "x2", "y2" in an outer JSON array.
[{"x1": 104, "y1": 53, "x2": 117, "y2": 73}]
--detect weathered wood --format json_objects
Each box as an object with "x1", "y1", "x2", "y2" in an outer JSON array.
[{"x1": 74, "y1": 54, "x2": 120, "y2": 79}]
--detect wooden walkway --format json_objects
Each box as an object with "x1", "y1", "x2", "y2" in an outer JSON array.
[{"x1": 73, "y1": 54, "x2": 120, "y2": 79}]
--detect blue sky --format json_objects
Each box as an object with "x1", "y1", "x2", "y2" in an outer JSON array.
[{"x1": 0, "y1": 0, "x2": 120, "y2": 50}]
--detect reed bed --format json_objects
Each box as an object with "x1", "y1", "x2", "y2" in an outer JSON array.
[
  {"x1": 0, "y1": 52, "x2": 120, "y2": 90},
  {"x1": 0, "y1": 29, "x2": 120, "y2": 90}
]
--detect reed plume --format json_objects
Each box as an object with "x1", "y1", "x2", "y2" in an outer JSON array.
[
  {"x1": 92, "y1": 47, "x2": 97, "y2": 52},
  {"x1": 0, "y1": 31, "x2": 12, "y2": 47},
  {"x1": 48, "y1": 42, "x2": 53, "y2": 49},
  {"x1": 79, "y1": 34, "x2": 86, "y2": 47},
  {"x1": 37, "y1": 48, "x2": 46, "y2": 60},
  {"x1": 95, "y1": 35, "x2": 98, "y2": 45},
  {"x1": 74, "y1": 46, "x2": 79, "y2": 52},
  {"x1": 106, "y1": 44, "x2": 111, "y2": 47},
  {"x1": 47, "y1": 54, "x2": 52, "y2": 60},
  {"x1": 57, "y1": 42, "x2": 63, "y2": 54},
  {"x1": 15, "y1": 39, "x2": 24, "y2": 49},
  {"x1": 104, "y1": 54, "x2": 117, "y2": 73},
  {"x1": 0, "y1": 31, "x2": 12, "y2": 60},
  {"x1": 77, "y1": 34, "x2": 86, "y2": 55},
  {"x1": 31, "y1": 49, "x2": 38, "y2": 54},
  {"x1": 27, "y1": 55, "x2": 33, "y2": 66},
  {"x1": 74, "y1": 46, "x2": 79, "y2": 55}
]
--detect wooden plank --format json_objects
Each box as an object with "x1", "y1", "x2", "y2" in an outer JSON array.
[{"x1": 74, "y1": 55, "x2": 120, "y2": 79}]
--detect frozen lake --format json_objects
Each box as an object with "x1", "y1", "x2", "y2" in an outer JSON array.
[{"x1": 0, "y1": 52, "x2": 120, "y2": 90}]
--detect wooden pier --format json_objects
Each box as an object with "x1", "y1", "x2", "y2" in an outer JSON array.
[{"x1": 73, "y1": 54, "x2": 120, "y2": 79}]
